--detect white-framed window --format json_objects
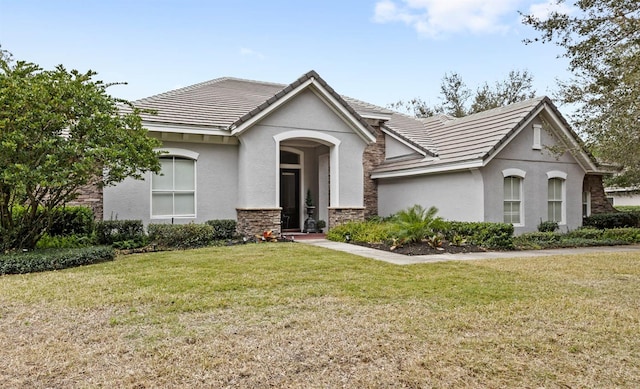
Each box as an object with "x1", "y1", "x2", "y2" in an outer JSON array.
[
  {"x1": 504, "y1": 176, "x2": 523, "y2": 224},
  {"x1": 151, "y1": 156, "x2": 196, "y2": 218},
  {"x1": 548, "y1": 178, "x2": 564, "y2": 222}
]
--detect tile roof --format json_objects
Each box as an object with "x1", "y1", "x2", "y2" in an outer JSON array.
[{"x1": 124, "y1": 71, "x2": 597, "y2": 173}]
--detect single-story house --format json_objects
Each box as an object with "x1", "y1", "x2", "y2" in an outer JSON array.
[{"x1": 91, "y1": 71, "x2": 614, "y2": 235}]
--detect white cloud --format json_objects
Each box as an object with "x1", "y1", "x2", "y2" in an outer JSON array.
[
  {"x1": 527, "y1": 0, "x2": 574, "y2": 20},
  {"x1": 373, "y1": 0, "x2": 522, "y2": 38},
  {"x1": 240, "y1": 47, "x2": 265, "y2": 60}
]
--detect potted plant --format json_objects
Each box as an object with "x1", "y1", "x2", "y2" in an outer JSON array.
[
  {"x1": 303, "y1": 189, "x2": 317, "y2": 233},
  {"x1": 316, "y1": 219, "x2": 326, "y2": 233}
]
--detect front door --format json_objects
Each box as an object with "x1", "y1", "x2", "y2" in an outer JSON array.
[{"x1": 280, "y1": 168, "x2": 300, "y2": 230}]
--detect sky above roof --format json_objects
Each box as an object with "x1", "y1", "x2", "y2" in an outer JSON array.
[{"x1": 1, "y1": 0, "x2": 573, "y2": 112}]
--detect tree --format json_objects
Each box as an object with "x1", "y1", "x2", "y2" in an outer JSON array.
[
  {"x1": 0, "y1": 51, "x2": 162, "y2": 251},
  {"x1": 390, "y1": 70, "x2": 536, "y2": 118},
  {"x1": 522, "y1": 0, "x2": 640, "y2": 186}
]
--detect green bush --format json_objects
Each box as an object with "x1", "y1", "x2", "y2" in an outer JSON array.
[
  {"x1": 445, "y1": 221, "x2": 515, "y2": 249},
  {"x1": 0, "y1": 246, "x2": 115, "y2": 275},
  {"x1": 36, "y1": 234, "x2": 94, "y2": 249},
  {"x1": 602, "y1": 227, "x2": 640, "y2": 243},
  {"x1": 615, "y1": 205, "x2": 640, "y2": 212},
  {"x1": 204, "y1": 219, "x2": 237, "y2": 240},
  {"x1": 148, "y1": 223, "x2": 215, "y2": 249},
  {"x1": 537, "y1": 220, "x2": 559, "y2": 232},
  {"x1": 583, "y1": 212, "x2": 640, "y2": 229},
  {"x1": 512, "y1": 232, "x2": 563, "y2": 249},
  {"x1": 48, "y1": 206, "x2": 95, "y2": 236},
  {"x1": 565, "y1": 227, "x2": 604, "y2": 240},
  {"x1": 95, "y1": 220, "x2": 145, "y2": 245},
  {"x1": 326, "y1": 220, "x2": 394, "y2": 244},
  {"x1": 392, "y1": 205, "x2": 445, "y2": 244}
]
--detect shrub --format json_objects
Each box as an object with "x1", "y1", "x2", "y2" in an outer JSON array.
[
  {"x1": 48, "y1": 206, "x2": 95, "y2": 236},
  {"x1": 512, "y1": 232, "x2": 563, "y2": 249},
  {"x1": 565, "y1": 227, "x2": 604, "y2": 240},
  {"x1": 392, "y1": 205, "x2": 445, "y2": 244},
  {"x1": 615, "y1": 205, "x2": 640, "y2": 212},
  {"x1": 204, "y1": 219, "x2": 237, "y2": 240},
  {"x1": 95, "y1": 220, "x2": 145, "y2": 245},
  {"x1": 326, "y1": 220, "x2": 394, "y2": 244},
  {"x1": 537, "y1": 220, "x2": 559, "y2": 232},
  {"x1": 445, "y1": 221, "x2": 514, "y2": 250},
  {"x1": 36, "y1": 234, "x2": 94, "y2": 249},
  {"x1": 148, "y1": 223, "x2": 215, "y2": 249},
  {"x1": 0, "y1": 246, "x2": 115, "y2": 275},
  {"x1": 601, "y1": 227, "x2": 640, "y2": 243},
  {"x1": 583, "y1": 212, "x2": 640, "y2": 229}
]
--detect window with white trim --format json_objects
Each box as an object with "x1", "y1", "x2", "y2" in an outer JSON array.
[
  {"x1": 532, "y1": 124, "x2": 542, "y2": 150},
  {"x1": 504, "y1": 176, "x2": 523, "y2": 224},
  {"x1": 582, "y1": 191, "x2": 591, "y2": 217},
  {"x1": 548, "y1": 178, "x2": 564, "y2": 223},
  {"x1": 152, "y1": 156, "x2": 196, "y2": 217}
]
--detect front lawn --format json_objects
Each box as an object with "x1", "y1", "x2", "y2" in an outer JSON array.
[{"x1": 1, "y1": 244, "x2": 639, "y2": 387}]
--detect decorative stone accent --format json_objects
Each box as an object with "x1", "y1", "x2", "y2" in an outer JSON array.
[
  {"x1": 362, "y1": 119, "x2": 386, "y2": 219},
  {"x1": 583, "y1": 174, "x2": 616, "y2": 214},
  {"x1": 68, "y1": 181, "x2": 104, "y2": 220},
  {"x1": 236, "y1": 208, "x2": 282, "y2": 237},
  {"x1": 328, "y1": 207, "x2": 365, "y2": 230}
]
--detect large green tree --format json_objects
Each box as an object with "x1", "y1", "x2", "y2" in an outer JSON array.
[
  {"x1": 522, "y1": 0, "x2": 640, "y2": 186},
  {"x1": 0, "y1": 50, "x2": 161, "y2": 251},
  {"x1": 390, "y1": 70, "x2": 536, "y2": 118}
]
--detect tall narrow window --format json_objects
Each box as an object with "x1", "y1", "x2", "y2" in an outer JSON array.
[
  {"x1": 152, "y1": 156, "x2": 196, "y2": 217},
  {"x1": 504, "y1": 176, "x2": 522, "y2": 224},
  {"x1": 582, "y1": 191, "x2": 591, "y2": 217},
  {"x1": 548, "y1": 178, "x2": 564, "y2": 222},
  {"x1": 532, "y1": 124, "x2": 542, "y2": 150}
]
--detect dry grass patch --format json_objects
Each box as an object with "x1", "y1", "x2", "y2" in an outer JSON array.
[{"x1": 1, "y1": 244, "x2": 639, "y2": 387}]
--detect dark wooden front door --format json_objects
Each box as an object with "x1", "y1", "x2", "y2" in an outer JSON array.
[{"x1": 280, "y1": 169, "x2": 300, "y2": 230}]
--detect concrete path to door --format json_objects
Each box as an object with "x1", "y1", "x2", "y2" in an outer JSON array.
[{"x1": 297, "y1": 238, "x2": 640, "y2": 265}]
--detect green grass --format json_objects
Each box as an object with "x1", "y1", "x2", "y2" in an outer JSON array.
[{"x1": 1, "y1": 243, "x2": 639, "y2": 387}]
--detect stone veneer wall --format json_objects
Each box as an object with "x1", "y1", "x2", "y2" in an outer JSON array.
[
  {"x1": 362, "y1": 119, "x2": 386, "y2": 219},
  {"x1": 68, "y1": 182, "x2": 104, "y2": 221},
  {"x1": 328, "y1": 207, "x2": 365, "y2": 229},
  {"x1": 583, "y1": 174, "x2": 616, "y2": 214},
  {"x1": 236, "y1": 208, "x2": 282, "y2": 237}
]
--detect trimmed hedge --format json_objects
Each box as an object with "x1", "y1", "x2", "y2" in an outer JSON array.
[
  {"x1": 0, "y1": 246, "x2": 115, "y2": 275},
  {"x1": 583, "y1": 212, "x2": 640, "y2": 229},
  {"x1": 48, "y1": 206, "x2": 95, "y2": 236},
  {"x1": 326, "y1": 220, "x2": 394, "y2": 244},
  {"x1": 513, "y1": 227, "x2": 640, "y2": 249},
  {"x1": 148, "y1": 223, "x2": 215, "y2": 249},
  {"x1": 205, "y1": 219, "x2": 238, "y2": 240},
  {"x1": 445, "y1": 221, "x2": 515, "y2": 250},
  {"x1": 95, "y1": 220, "x2": 145, "y2": 245}
]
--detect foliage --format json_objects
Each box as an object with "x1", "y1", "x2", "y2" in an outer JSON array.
[
  {"x1": 0, "y1": 50, "x2": 162, "y2": 251},
  {"x1": 205, "y1": 219, "x2": 238, "y2": 240},
  {"x1": 0, "y1": 246, "x2": 114, "y2": 275},
  {"x1": 389, "y1": 70, "x2": 536, "y2": 118},
  {"x1": 426, "y1": 234, "x2": 444, "y2": 250},
  {"x1": 305, "y1": 189, "x2": 314, "y2": 207},
  {"x1": 450, "y1": 233, "x2": 467, "y2": 247},
  {"x1": 325, "y1": 220, "x2": 394, "y2": 244},
  {"x1": 522, "y1": 1, "x2": 640, "y2": 186},
  {"x1": 48, "y1": 206, "x2": 95, "y2": 236},
  {"x1": 148, "y1": 223, "x2": 215, "y2": 249},
  {"x1": 95, "y1": 220, "x2": 145, "y2": 245},
  {"x1": 445, "y1": 221, "x2": 515, "y2": 250},
  {"x1": 513, "y1": 227, "x2": 640, "y2": 250},
  {"x1": 391, "y1": 205, "x2": 444, "y2": 244},
  {"x1": 316, "y1": 219, "x2": 326, "y2": 230},
  {"x1": 537, "y1": 220, "x2": 560, "y2": 232},
  {"x1": 583, "y1": 212, "x2": 640, "y2": 229},
  {"x1": 35, "y1": 233, "x2": 94, "y2": 249}
]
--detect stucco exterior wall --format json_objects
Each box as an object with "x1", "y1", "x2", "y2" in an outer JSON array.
[
  {"x1": 377, "y1": 170, "x2": 484, "y2": 221},
  {"x1": 237, "y1": 89, "x2": 368, "y2": 209},
  {"x1": 482, "y1": 118, "x2": 586, "y2": 233},
  {"x1": 103, "y1": 141, "x2": 239, "y2": 225},
  {"x1": 385, "y1": 134, "x2": 420, "y2": 160},
  {"x1": 607, "y1": 191, "x2": 640, "y2": 207}
]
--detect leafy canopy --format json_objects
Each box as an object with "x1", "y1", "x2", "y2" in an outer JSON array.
[
  {"x1": 0, "y1": 49, "x2": 162, "y2": 251},
  {"x1": 522, "y1": 0, "x2": 640, "y2": 186},
  {"x1": 389, "y1": 70, "x2": 536, "y2": 118}
]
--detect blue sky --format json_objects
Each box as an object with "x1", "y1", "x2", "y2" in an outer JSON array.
[{"x1": 1, "y1": 0, "x2": 573, "y2": 111}]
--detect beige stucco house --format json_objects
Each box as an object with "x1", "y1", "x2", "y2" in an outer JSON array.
[{"x1": 99, "y1": 71, "x2": 613, "y2": 235}]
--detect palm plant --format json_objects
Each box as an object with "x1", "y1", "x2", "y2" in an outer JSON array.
[{"x1": 392, "y1": 204, "x2": 444, "y2": 244}]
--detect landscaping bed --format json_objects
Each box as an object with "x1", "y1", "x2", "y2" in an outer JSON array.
[{"x1": 354, "y1": 240, "x2": 487, "y2": 255}]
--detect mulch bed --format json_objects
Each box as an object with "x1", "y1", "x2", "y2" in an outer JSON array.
[{"x1": 353, "y1": 241, "x2": 487, "y2": 256}]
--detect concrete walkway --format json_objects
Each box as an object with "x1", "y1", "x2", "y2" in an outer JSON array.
[{"x1": 298, "y1": 239, "x2": 640, "y2": 265}]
